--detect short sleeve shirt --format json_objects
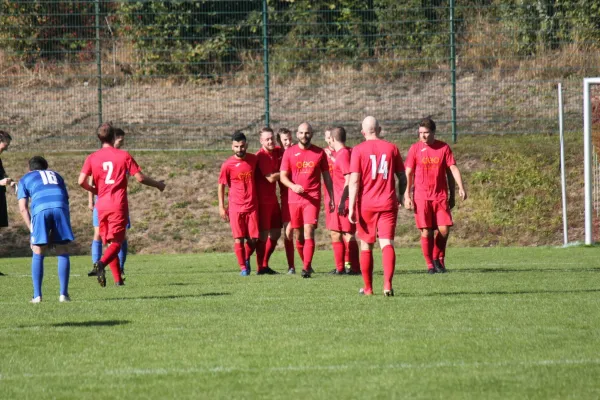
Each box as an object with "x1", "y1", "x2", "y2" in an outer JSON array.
[
  {"x1": 17, "y1": 170, "x2": 70, "y2": 217},
  {"x1": 405, "y1": 140, "x2": 456, "y2": 201},
  {"x1": 280, "y1": 144, "x2": 329, "y2": 204},
  {"x1": 81, "y1": 147, "x2": 141, "y2": 212},
  {"x1": 255, "y1": 147, "x2": 283, "y2": 205},
  {"x1": 349, "y1": 139, "x2": 405, "y2": 211},
  {"x1": 219, "y1": 154, "x2": 258, "y2": 212},
  {"x1": 323, "y1": 148, "x2": 336, "y2": 205},
  {"x1": 332, "y1": 147, "x2": 351, "y2": 206}
]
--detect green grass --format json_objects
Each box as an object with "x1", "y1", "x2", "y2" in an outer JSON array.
[{"x1": 1, "y1": 247, "x2": 600, "y2": 399}]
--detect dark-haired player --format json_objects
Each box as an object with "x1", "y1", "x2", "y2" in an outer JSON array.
[
  {"x1": 79, "y1": 122, "x2": 166, "y2": 287},
  {"x1": 349, "y1": 116, "x2": 406, "y2": 296},
  {"x1": 404, "y1": 117, "x2": 467, "y2": 273},
  {"x1": 218, "y1": 131, "x2": 259, "y2": 276},
  {"x1": 280, "y1": 122, "x2": 334, "y2": 278},
  {"x1": 17, "y1": 156, "x2": 74, "y2": 303}
]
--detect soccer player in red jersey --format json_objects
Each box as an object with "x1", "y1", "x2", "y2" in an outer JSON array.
[
  {"x1": 79, "y1": 123, "x2": 166, "y2": 287},
  {"x1": 277, "y1": 128, "x2": 300, "y2": 274},
  {"x1": 255, "y1": 127, "x2": 283, "y2": 275},
  {"x1": 218, "y1": 131, "x2": 260, "y2": 276},
  {"x1": 348, "y1": 116, "x2": 407, "y2": 296},
  {"x1": 404, "y1": 117, "x2": 467, "y2": 273},
  {"x1": 280, "y1": 122, "x2": 335, "y2": 278},
  {"x1": 328, "y1": 127, "x2": 361, "y2": 275}
]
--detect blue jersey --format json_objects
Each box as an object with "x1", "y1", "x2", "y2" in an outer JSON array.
[{"x1": 18, "y1": 170, "x2": 70, "y2": 216}]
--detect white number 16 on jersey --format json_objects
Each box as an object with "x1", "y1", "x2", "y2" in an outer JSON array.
[
  {"x1": 103, "y1": 161, "x2": 115, "y2": 184},
  {"x1": 370, "y1": 154, "x2": 389, "y2": 180}
]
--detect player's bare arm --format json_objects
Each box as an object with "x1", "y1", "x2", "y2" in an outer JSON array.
[
  {"x1": 396, "y1": 171, "x2": 407, "y2": 208},
  {"x1": 264, "y1": 171, "x2": 281, "y2": 183},
  {"x1": 448, "y1": 165, "x2": 467, "y2": 201},
  {"x1": 17, "y1": 198, "x2": 31, "y2": 232},
  {"x1": 337, "y1": 174, "x2": 350, "y2": 215},
  {"x1": 404, "y1": 167, "x2": 414, "y2": 210},
  {"x1": 446, "y1": 168, "x2": 456, "y2": 209},
  {"x1": 0, "y1": 177, "x2": 12, "y2": 186},
  {"x1": 87, "y1": 176, "x2": 96, "y2": 211},
  {"x1": 322, "y1": 170, "x2": 335, "y2": 213},
  {"x1": 280, "y1": 170, "x2": 304, "y2": 194},
  {"x1": 78, "y1": 172, "x2": 98, "y2": 195},
  {"x1": 348, "y1": 172, "x2": 360, "y2": 224},
  {"x1": 134, "y1": 172, "x2": 166, "y2": 192},
  {"x1": 217, "y1": 183, "x2": 229, "y2": 221}
]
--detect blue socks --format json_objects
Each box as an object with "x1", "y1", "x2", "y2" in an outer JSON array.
[
  {"x1": 118, "y1": 240, "x2": 128, "y2": 273},
  {"x1": 57, "y1": 254, "x2": 70, "y2": 296},
  {"x1": 32, "y1": 254, "x2": 44, "y2": 298},
  {"x1": 91, "y1": 240, "x2": 103, "y2": 264}
]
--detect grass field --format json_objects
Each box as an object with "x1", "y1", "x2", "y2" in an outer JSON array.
[{"x1": 1, "y1": 247, "x2": 599, "y2": 399}]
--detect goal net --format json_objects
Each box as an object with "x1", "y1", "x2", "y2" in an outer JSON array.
[{"x1": 584, "y1": 78, "x2": 600, "y2": 244}]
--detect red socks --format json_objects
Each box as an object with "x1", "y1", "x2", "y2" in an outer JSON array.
[
  {"x1": 108, "y1": 258, "x2": 121, "y2": 283},
  {"x1": 255, "y1": 239, "x2": 266, "y2": 270},
  {"x1": 382, "y1": 245, "x2": 396, "y2": 291},
  {"x1": 234, "y1": 242, "x2": 246, "y2": 270},
  {"x1": 433, "y1": 234, "x2": 448, "y2": 262},
  {"x1": 266, "y1": 237, "x2": 277, "y2": 260},
  {"x1": 295, "y1": 240, "x2": 305, "y2": 262},
  {"x1": 360, "y1": 250, "x2": 373, "y2": 293},
  {"x1": 421, "y1": 236, "x2": 434, "y2": 270},
  {"x1": 100, "y1": 242, "x2": 122, "y2": 266},
  {"x1": 347, "y1": 240, "x2": 360, "y2": 273},
  {"x1": 332, "y1": 241, "x2": 345, "y2": 272},
  {"x1": 245, "y1": 241, "x2": 256, "y2": 261},
  {"x1": 284, "y1": 238, "x2": 295, "y2": 268},
  {"x1": 303, "y1": 239, "x2": 315, "y2": 270}
]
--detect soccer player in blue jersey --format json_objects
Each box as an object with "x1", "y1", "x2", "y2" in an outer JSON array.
[
  {"x1": 87, "y1": 128, "x2": 129, "y2": 279},
  {"x1": 17, "y1": 156, "x2": 74, "y2": 303}
]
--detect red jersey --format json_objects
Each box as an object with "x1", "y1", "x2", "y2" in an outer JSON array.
[
  {"x1": 333, "y1": 147, "x2": 351, "y2": 206},
  {"x1": 255, "y1": 146, "x2": 283, "y2": 205},
  {"x1": 405, "y1": 140, "x2": 456, "y2": 201},
  {"x1": 218, "y1": 154, "x2": 258, "y2": 212},
  {"x1": 81, "y1": 146, "x2": 141, "y2": 212},
  {"x1": 280, "y1": 144, "x2": 329, "y2": 204},
  {"x1": 349, "y1": 139, "x2": 405, "y2": 211},
  {"x1": 323, "y1": 148, "x2": 336, "y2": 206}
]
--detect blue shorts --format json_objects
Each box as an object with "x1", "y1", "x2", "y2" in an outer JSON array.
[
  {"x1": 31, "y1": 208, "x2": 74, "y2": 246},
  {"x1": 93, "y1": 207, "x2": 130, "y2": 229}
]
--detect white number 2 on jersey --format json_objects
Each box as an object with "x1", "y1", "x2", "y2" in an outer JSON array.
[
  {"x1": 370, "y1": 154, "x2": 389, "y2": 180},
  {"x1": 103, "y1": 161, "x2": 115, "y2": 184},
  {"x1": 38, "y1": 170, "x2": 58, "y2": 185}
]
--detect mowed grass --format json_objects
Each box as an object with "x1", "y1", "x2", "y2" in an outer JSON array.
[{"x1": 1, "y1": 247, "x2": 600, "y2": 399}]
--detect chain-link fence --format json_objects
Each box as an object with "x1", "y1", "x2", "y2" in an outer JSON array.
[{"x1": 1, "y1": 0, "x2": 599, "y2": 151}]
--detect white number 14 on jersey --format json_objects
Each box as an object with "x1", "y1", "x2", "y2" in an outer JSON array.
[{"x1": 370, "y1": 154, "x2": 389, "y2": 180}]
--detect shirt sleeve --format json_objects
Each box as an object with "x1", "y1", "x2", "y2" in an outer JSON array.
[
  {"x1": 404, "y1": 145, "x2": 416, "y2": 169},
  {"x1": 127, "y1": 153, "x2": 142, "y2": 176},
  {"x1": 318, "y1": 150, "x2": 329, "y2": 173},
  {"x1": 444, "y1": 145, "x2": 456, "y2": 167},
  {"x1": 81, "y1": 155, "x2": 92, "y2": 175},
  {"x1": 16, "y1": 177, "x2": 27, "y2": 200},
  {"x1": 280, "y1": 150, "x2": 291, "y2": 173},
  {"x1": 218, "y1": 162, "x2": 229, "y2": 186},
  {"x1": 338, "y1": 150, "x2": 351, "y2": 175},
  {"x1": 394, "y1": 146, "x2": 405, "y2": 173}
]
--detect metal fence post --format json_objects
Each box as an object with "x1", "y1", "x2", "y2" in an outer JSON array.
[
  {"x1": 262, "y1": 0, "x2": 270, "y2": 127},
  {"x1": 449, "y1": 0, "x2": 457, "y2": 143},
  {"x1": 95, "y1": 0, "x2": 103, "y2": 126}
]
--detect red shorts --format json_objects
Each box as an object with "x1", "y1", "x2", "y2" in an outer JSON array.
[
  {"x1": 413, "y1": 199, "x2": 453, "y2": 229},
  {"x1": 258, "y1": 203, "x2": 282, "y2": 231},
  {"x1": 229, "y1": 210, "x2": 259, "y2": 239},
  {"x1": 326, "y1": 209, "x2": 356, "y2": 233},
  {"x1": 289, "y1": 201, "x2": 320, "y2": 229},
  {"x1": 98, "y1": 210, "x2": 128, "y2": 244},
  {"x1": 356, "y1": 208, "x2": 397, "y2": 244}
]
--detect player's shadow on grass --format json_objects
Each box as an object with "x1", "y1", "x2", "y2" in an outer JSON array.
[
  {"x1": 104, "y1": 292, "x2": 231, "y2": 301},
  {"x1": 394, "y1": 267, "x2": 600, "y2": 274},
  {"x1": 410, "y1": 288, "x2": 600, "y2": 297},
  {"x1": 51, "y1": 320, "x2": 130, "y2": 328}
]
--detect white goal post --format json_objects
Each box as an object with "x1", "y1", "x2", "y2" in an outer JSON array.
[{"x1": 584, "y1": 77, "x2": 600, "y2": 245}]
